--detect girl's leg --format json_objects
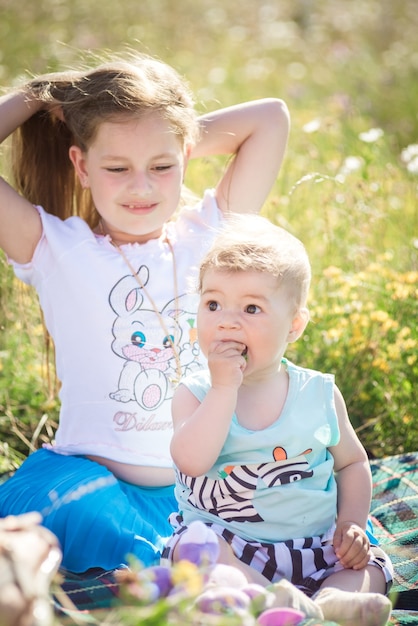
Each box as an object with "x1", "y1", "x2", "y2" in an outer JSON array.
[{"x1": 0, "y1": 449, "x2": 176, "y2": 573}]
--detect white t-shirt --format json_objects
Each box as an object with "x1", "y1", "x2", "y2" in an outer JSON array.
[{"x1": 11, "y1": 190, "x2": 223, "y2": 468}]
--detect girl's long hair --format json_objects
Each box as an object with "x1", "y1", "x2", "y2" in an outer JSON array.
[
  {"x1": 11, "y1": 52, "x2": 200, "y2": 228},
  {"x1": 9, "y1": 53, "x2": 200, "y2": 403}
]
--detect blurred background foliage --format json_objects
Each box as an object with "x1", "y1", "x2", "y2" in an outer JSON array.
[{"x1": 0, "y1": 0, "x2": 417, "y2": 469}]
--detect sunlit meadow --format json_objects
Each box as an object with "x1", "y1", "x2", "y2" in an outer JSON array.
[
  {"x1": 0, "y1": 0, "x2": 418, "y2": 469},
  {"x1": 0, "y1": 2, "x2": 417, "y2": 622},
  {"x1": 1, "y1": 0, "x2": 416, "y2": 468}
]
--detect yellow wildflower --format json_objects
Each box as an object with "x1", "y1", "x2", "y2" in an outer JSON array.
[
  {"x1": 323, "y1": 328, "x2": 343, "y2": 344},
  {"x1": 372, "y1": 358, "x2": 390, "y2": 373},
  {"x1": 398, "y1": 327, "x2": 411, "y2": 339},
  {"x1": 323, "y1": 266, "x2": 343, "y2": 279},
  {"x1": 171, "y1": 560, "x2": 204, "y2": 596},
  {"x1": 370, "y1": 310, "x2": 389, "y2": 323},
  {"x1": 387, "y1": 345, "x2": 400, "y2": 361},
  {"x1": 402, "y1": 338, "x2": 417, "y2": 351},
  {"x1": 389, "y1": 284, "x2": 412, "y2": 300},
  {"x1": 402, "y1": 271, "x2": 418, "y2": 284}
]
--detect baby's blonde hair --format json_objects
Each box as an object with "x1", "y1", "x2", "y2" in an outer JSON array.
[{"x1": 199, "y1": 214, "x2": 311, "y2": 309}]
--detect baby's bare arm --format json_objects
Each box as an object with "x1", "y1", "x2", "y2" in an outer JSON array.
[
  {"x1": 330, "y1": 385, "x2": 373, "y2": 569},
  {"x1": 170, "y1": 340, "x2": 246, "y2": 477}
]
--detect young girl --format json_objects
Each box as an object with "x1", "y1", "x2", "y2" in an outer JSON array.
[
  {"x1": 0, "y1": 53, "x2": 290, "y2": 574},
  {"x1": 164, "y1": 214, "x2": 394, "y2": 626}
]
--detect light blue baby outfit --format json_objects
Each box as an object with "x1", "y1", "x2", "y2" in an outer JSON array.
[
  {"x1": 166, "y1": 358, "x2": 393, "y2": 594},
  {"x1": 174, "y1": 358, "x2": 340, "y2": 542}
]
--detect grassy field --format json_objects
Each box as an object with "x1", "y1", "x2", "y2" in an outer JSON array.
[{"x1": 0, "y1": 0, "x2": 417, "y2": 468}]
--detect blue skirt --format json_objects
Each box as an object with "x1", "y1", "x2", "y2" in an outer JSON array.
[{"x1": 0, "y1": 448, "x2": 177, "y2": 573}]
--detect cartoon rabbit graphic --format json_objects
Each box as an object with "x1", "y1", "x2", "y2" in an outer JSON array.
[{"x1": 108, "y1": 265, "x2": 202, "y2": 411}]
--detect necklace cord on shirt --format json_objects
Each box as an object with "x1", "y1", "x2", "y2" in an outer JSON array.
[{"x1": 99, "y1": 221, "x2": 182, "y2": 385}]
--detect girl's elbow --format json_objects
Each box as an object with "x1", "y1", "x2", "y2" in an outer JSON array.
[{"x1": 264, "y1": 98, "x2": 290, "y2": 127}]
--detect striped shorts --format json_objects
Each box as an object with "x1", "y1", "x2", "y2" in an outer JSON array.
[{"x1": 163, "y1": 515, "x2": 394, "y2": 597}]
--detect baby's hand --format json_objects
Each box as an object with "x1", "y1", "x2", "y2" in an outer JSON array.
[
  {"x1": 333, "y1": 521, "x2": 370, "y2": 570},
  {"x1": 208, "y1": 340, "x2": 247, "y2": 389}
]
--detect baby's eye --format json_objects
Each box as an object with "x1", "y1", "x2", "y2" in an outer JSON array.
[
  {"x1": 246, "y1": 304, "x2": 261, "y2": 314},
  {"x1": 208, "y1": 300, "x2": 219, "y2": 312},
  {"x1": 106, "y1": 167, "x2": 126, "y2": 173}
]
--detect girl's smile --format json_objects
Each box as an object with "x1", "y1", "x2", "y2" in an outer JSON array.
[{"x1": 122, "y1": 202, "x2": 159, "y2": 215}]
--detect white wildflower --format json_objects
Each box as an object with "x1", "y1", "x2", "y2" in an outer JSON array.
[
  {"x1": 303, "y1": 118, "x2": 321, "y2": 133},
  {"x1": 359, "y1": 128, "x2": 384, "y2": 143}
]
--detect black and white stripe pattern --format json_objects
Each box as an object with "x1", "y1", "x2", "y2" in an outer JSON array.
[{"x1": 176, "y1": 458, "x2": 313, "y2": 524}]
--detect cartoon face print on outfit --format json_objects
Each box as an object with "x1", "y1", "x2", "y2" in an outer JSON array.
[
  {"x1": 177, "y1": 446, "x2": 314, "y2": 524},
  {"x1": 69, "y1": 112, "x2": 188, "y2": 244},
  {"x1": 109, "y1": 265, "x2": 203, "y2": 411}
]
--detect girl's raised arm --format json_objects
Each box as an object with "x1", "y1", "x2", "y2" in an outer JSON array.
[
  {"x1": 0, "y1": 89, "x2": 43, "y2": 263},
  {"x1": 191, "y1": 98, "x2": 290, "y2": 215}
]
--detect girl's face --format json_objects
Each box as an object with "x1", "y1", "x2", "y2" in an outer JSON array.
[
  {"x1": 197, "y1": 269, "x2": 307, "y2": 382},
  {"x1": 69, "y1": 112, "x2": 188, "y2": 243}
]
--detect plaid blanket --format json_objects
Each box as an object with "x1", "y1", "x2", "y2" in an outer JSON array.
[
  {"x1": 54, "y1": 452, "x2": 418, "y2": 625},
  {"x1": 369, "y1": 452, "x2": 418, "y2": 620}
]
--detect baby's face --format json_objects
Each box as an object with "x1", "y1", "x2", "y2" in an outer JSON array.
[{"x1": 197, "y1": 269, "x2": 297, "y2": 379}]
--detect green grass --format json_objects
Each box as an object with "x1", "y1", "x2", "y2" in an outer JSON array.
[
  {"x1": 0, "y1": 3, "x2": 416, "y2": 622},
  {"x1": 1, "y1": 0, "x2": 416, "y2": 463}
]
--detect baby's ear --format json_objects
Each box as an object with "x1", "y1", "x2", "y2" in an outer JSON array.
[{"x1": 287, "y1": 308, "x2": 309, "y2": 343}]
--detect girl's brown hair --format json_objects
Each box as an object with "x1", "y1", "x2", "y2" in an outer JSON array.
[{"x1": 12, "y1": 53, "x2": 199, "y2": 228}]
